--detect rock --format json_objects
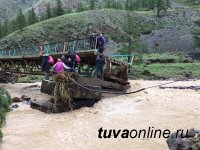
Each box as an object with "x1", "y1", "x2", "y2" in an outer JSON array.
[
  {"x1": 187, "y1": 128, "x2": 196, "y2": 138},
  {"x1": 167, "y1": 129, "x2": 200, "y2": 150},
  {"x1": 21, "y1": 95, "x2": 31, "y2": 101},
  {"x1": 11, "y1": 104, "x2": 19, "y2": 108},
  {"x1": 22, "y1": 100, "x2": 31, "y2": 105},
  {"x1": 143, "y1": 60, "x2": 151, "y2": 65},
  {"x1": 184, "y1": 58, "x2": 193, "y2": 63},
  {"x1": 12, "y1": 97, "x2": 21, "y2": 103},
  {"x1": 184, "y1": 71, "x2": 192, "y2": 78}
]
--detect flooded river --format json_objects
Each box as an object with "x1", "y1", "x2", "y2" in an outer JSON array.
[{"x1": 0, "y1": 80, "x2": 200, "y2": 150}]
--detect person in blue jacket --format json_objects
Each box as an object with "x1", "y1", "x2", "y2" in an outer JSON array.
[
  {"x1": 97, "y1": 33, "x2": 106, "y2": 54},
  {"x1": 96, "y1": 54, "x2": 105, "y2": 79}
]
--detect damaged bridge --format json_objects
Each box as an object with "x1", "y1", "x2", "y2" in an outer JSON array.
[{"x1": 0, "y1": 37, "x2": 133, "y2": 113}]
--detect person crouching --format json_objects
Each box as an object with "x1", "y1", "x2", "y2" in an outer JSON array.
[{"x1": 53, "y1": 58, "x2": 70, "y2": 74}]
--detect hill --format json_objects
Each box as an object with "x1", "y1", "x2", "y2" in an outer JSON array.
[
  {"x1": 0, "y1": 9, "x2": 161, "y2": 51},
  {"x1": 0, "y1": 0, "x2": 104, "y2": 21}
]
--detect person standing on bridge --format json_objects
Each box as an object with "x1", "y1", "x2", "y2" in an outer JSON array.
[
  {"x1": 68, "y1": 50, "x2": 77, "y2": 71},
  {"x1": 97, "y1": 33, "x2": 106, "y2": 54},
  {"x1": 96, "y1": 54, "x2": 105, "y2": 79},
  {"x1": 53, "y1": 58, "x2": 70, "y2": 74},
  {"x1": 41, "y1": 54, "x2": 51, "y2": 80}
]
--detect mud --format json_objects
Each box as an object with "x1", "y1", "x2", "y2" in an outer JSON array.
[{"x1": 0, "y1": 80, "x2": 200, "y2": 150}]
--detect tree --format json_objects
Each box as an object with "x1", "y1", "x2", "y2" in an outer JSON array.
[
  {"x1": 106, "y1": 0, "x2": 112, "y2": 8},
  {"x1": 98, "y1": 4, "x2": 102, "y2": 9},
  {"x1": 66, "y1": 8, "x2": 72, "y2": 14},
  {"x1": 46, "y1": 3, "x2": 52, "y2": 19},
  {"x1": 16, "y1": 9, "x2": 27, "y2": 31},
  {"x1": 89, "y1": 0, "x2": 95, "y2": 10},
  {"x1": 9, "y1": 19, "x2": 17, "y2": 33},
  {"x1": 117, "y1": 1, "x2": 123, "y2": 9},
  {"x1": 155, "y1": 0, "x2": 167, "y2": 17},
  {"x1": 125, "y1": 0, "x2": 130, "y2": 10},
  {"x1": 77, "y1": 2, "x2": 85, "y2": 12},
  {"x1": 28, "y1": 7, "x2": 38, "y2": 25},
  {"x1": 2, "y1": 18, "x2": 9, "y2": 37},
  {"x1": 0, "y1": 24, "x2": 2, "y2": 39},
  {"x1": 111, "y1": 0, "x2": 117, "y2": 8},
  {"x1": 166, "y1": 0, "x2": 171, "y2": 8},
  {"x1": 148, "y1": 0, "x2": 156, "y2": 10},
  {"x1": 55, "y1": 0, "x2": 64, "y2": 16}
]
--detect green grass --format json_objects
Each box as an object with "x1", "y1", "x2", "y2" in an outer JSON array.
[
  {"x1": 142, "y1": 53, "x2": 188, "y2": 63},
  {"x1": 0, "y1": 9, "x2": 164, "y2": 49},
  {"x1": 0, "y1": 87, "x2": 11, "y2": 141},
  {"x1": 16, "y1": 75, "x2": 44, "y2": 83},
  {"x1": 131, "y1": 62, "x2": 200, "y2": 80}
]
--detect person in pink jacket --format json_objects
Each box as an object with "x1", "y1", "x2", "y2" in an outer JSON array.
[{"x1": 53, "y1": 58, "x2": 70, "y2": 74}]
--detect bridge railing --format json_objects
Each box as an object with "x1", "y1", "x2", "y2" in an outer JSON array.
[
  {"x1": 0, "y1": 38, "x2": 95, "y2": 58},
  {"x1": 110, "y1": 54, "x2": 134, "y2": 65}
]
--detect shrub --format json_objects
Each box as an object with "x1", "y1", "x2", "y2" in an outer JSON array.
[{"x1": 0, "y1": 87, "x2": 12, "y2": 141}]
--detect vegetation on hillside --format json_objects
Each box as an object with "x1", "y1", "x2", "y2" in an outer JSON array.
[
  {"x1": 174, "y1": 0, "x2": 200, "y2": 5},
  {"x1": 0, "y1": 0, "x2": 170, "y2": 40},
  {"x1": 0, "y1": 87, "x2": 11, "y2": 141},
  {"x1": 193, "y1": 20, "x2": 200, "y2": 48},
  {"x1": 0, "y1": 9, "x2": 164, "y2": 50}
]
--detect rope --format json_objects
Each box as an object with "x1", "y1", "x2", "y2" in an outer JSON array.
[{"x1": 69, "y1": 77, "x2": 180, "y2": 95}]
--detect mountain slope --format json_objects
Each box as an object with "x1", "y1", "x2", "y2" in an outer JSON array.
[
  {"x1": 0, "y1": 9, "x2": 159, "y2": 49},
  {"x1": 0, "y1": 0, "x2": 38, "y2": 21},
  {"x1": 0, "y1": 0, "x2": 105, "y2": 21}
]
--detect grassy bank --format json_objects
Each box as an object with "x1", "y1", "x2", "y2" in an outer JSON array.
[
  {"x1": 16, "y1": 75, "x2": 44, "y2": 83},
  {"x1": 0, "y1": 88, "x2": 11, "y2": 141},
  {"x1": 130, "y1": 53, "x2": 200, "y2": 80}
]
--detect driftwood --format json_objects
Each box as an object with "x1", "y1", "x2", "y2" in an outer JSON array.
[
  {"x1": 160, "y1": 86, "x2": 200, "y2": 91},
  {"x1": 36, "y1": 73, "x2": 102, "y2": 113}
]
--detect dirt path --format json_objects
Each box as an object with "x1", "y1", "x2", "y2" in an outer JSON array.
[{"x1": 0, "y1": 80, "x2": 200, "y2": 150}]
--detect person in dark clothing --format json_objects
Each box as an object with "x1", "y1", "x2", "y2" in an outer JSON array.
[
  {"x1": 68, "y1": 50, "x2": 76, "y2": 71},
  {"x1": 90, "y1": 33, "x2": 97, "y2": 49},
  {"x1": 41, "y1": 54, "x2": 51, "y2": 80},
  {"x1": 96, "y1": 54, "x2": 105, "y2": 79},
  {"x1": 97, "y1": 34, "x2": 106, "y2": 54}
]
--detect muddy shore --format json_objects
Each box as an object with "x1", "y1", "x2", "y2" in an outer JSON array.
[{"x1": 0, "y1": 80, "x2": 200, "y2": 150}]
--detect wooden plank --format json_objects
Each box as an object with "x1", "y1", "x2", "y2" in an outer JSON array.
[
  {"x1": 40, "y1": 79, "x2": 102, "y2": 100},
  {"x1": 30, "y1": 99, "x2": 98, "y2": 113},
  {"x1": 77, "y1": 77, "x2": 125, "y2": 90}
]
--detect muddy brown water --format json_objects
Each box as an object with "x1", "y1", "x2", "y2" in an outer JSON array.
[{"x1": 0, "y1": 80, "x2": 200, "y2": 150}]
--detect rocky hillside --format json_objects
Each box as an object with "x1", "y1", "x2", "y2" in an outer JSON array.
[
  {"x1": 0, "y1": 0, "x2": 38, "y2": 21},
  {"x1": 1, "y1": 1, "x2": 200, "y2": 53},
  {"x1": 0, "y1": 0, "x2": 105, "y2": 21},
  {"x1": 141, "y1": 3, "x2": 200, "y2": 53}
]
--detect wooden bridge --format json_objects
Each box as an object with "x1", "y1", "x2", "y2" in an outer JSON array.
[{"x1": 0, "y1": 38, "x2": 133, "y2": 84}]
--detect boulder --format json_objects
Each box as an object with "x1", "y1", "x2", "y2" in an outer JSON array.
[
  {"x1": 21, "y1": 95, "x2": 31, "y2": 101},
  {"x1": 167, "y1": 129, "x2": 200, "y2": 150},
  {"x1": 12, "y1": 97, "x2": 21, "y2": 103}
]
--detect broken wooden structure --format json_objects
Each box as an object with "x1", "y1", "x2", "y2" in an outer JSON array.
[
  {"x1": 0, "y1": 38, "x2": 132, "y2": 113},
  {"x1": 31, "y1": 51, "x2": 131, "y2": 113},
  {"x1": 32, "y1": 52, "x2": 131, "y2": 113}
]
